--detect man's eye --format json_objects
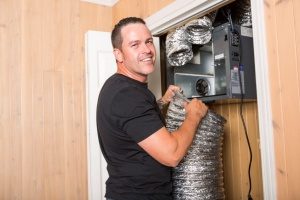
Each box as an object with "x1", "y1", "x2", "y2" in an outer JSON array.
[{"x1": 131, "y1": 43, "x2": 138, "y2": 47}]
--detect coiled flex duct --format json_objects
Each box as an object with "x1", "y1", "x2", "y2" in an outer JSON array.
[
  {"x1": 184, "y1": 16, "x2": 213, "y2": 45},
  {"x1": 165, "y1": 92, "x2": 226, "y2": 200},
  {"x1": 166, "y1": 27, "x2": 193, "y2": 67}
]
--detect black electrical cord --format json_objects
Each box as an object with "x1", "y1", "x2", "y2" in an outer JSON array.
[
  {"x1": 238, "y1": 66, "x2": 253, "y2": 200},
  {"x1": 224, "y1": 9, "x2": 253, "y2": 200}
]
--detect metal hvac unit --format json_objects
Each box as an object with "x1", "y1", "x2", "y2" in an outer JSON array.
[{"x1": 162, "y1": 23, "x2": 257, "y2": 102}]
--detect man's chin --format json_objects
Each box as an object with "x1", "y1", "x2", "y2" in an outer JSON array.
[
  {"x1": 141, "y1": 65, "x2": 155, "y2": 74},
  {"x1": 146, "y1": 68, "x2": 155, "y2": 75}
]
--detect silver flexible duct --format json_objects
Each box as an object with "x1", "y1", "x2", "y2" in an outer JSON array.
[
  {"x1": 166, "y1": 27, "x2": 193, "y2": 66},
  {"x1": 165, "y1": 92, "x2": 226, "y2": 200},
  {"x1": 206, "y1": 10, "x2": 218, "y2": 24},
  {"x1": 185, "y1": 16, "x2": 213, "y2": 45},
  {"x1": 233, "y1": 0, "x2": 252, "y2": 27},
  {"x1": 237, "y1": 0, "x2": 252, "y2": 27},
  {"x1": 222, "y1": 0, "x2": 252, "y2": 27}
]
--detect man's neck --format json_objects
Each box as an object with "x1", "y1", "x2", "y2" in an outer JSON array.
[{"x1": 117, "y1": 65, "x2": 147, "y2": 83}]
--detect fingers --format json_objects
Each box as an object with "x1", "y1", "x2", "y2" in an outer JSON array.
[
  {"x1": 162, "y1": 85, "x2": 181, "y2": 103},
  {"x1": 168, "y1": 85, "x2": 181, "y2": 93},
  {"x1": 185, "y1": 98, "x2": 208, "y2": 119}
]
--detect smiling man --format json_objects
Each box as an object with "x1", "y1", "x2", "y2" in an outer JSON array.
[{"x1": 96, "y1": 17, "x2": 208, "y2": 200}]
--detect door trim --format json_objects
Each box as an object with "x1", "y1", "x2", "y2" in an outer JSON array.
[{"x1": 250, "y1": 0, "x2": 276, "y2": 199}]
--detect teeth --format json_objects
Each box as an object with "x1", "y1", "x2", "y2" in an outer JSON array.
[{"x1": 141, "y1": 58, "x2": 152, "y2": 62}]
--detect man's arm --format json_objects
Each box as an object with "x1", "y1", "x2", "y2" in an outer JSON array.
[{"x1": 138, "y1": 98, "x2": 207, "y2": 167}]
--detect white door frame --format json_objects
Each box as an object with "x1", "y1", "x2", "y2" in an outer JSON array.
[
  {"x1": 249, "y1": 1, "x2": 276, "y2": 199},
  {"x1": 85, "y1": 31, "x2": 116, "y2": 200}
]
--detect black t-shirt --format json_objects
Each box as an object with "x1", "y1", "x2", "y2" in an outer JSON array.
[{"x1": 96, "y1": 74, "x2": 172, "y2": 200}]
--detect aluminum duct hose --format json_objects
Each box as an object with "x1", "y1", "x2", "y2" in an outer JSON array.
[
  {"x1": 206, "y1": 10, "x2": 218, "y2": 24},
  {"x1": 219, "y1": 0, "x2": 252, "y2": 27},
  {"x1": 165, "y1": 92, "x2": 226, "y2": 200},
  {"x1": 166, "y1": 27, "x2": 193, "y2": 66},
  {"x1": 185, "y1": 16, "x2": 213, "y2": 45},
  {"x1": 235, "y1": 0, "x2": 252, "y2": 27}
]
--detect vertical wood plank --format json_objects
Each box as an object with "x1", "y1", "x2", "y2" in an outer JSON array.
[
  {"x1": 64, "y1": 1, "x2": 88, "y2": 198},
  {"x1": 295, "y1": 0, "x2": 300, "y2": 94},
  {"x1": 22, "y1": 1, "x2": 52, "y2": 199},
  {"x1": 238, "y1": 102, "x2": 249, "y2": 199},
  {"x1": 273, "y1": 0, "x2": 300, "y2": 198},
  {"x1": 247, "y1": 103, "x2": 263, "y2": 199},
  {"x1": 0, "y1": 0, "x2": 22, "y2": 199},
  {"x1": 231, "y1": 103, "x2": 244, "y2": 199},
  {"x1": 264, "y1": 0, "x2": 287, "y2": 198},
  {"x1": 43, "y1": 71, "x2": 65, "y2": 200}
]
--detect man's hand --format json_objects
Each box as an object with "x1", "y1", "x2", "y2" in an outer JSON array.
[
  {"x1": 157, "y1": 85, "x2": 181, "y2": 110},
  {"x1": 161, "y1": 85, "x2": 181, "y2": 104},
  {"x1": 184, "y1": 98, "x2": 208, "y2": 125}
]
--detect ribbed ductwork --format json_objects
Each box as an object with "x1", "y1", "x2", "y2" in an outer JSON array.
[
  {"x1": 166, "y1": 27, "x2": 193, "y2": 66},
  {"x1": 185, "y1": 16, "x2": 213, "y2": 45},
  {"x1": 215, "y1": 0, "x2": 252, "y2": 27},
  {"x1": 234, "y1": 0, "x2": 252, "y2": 27},
  {"x1": 165, "y1": 92, "x2": 226, "y2": 200}
]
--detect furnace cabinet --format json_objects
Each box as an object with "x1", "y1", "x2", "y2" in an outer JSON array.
[{"x1": 159, "y1": 22, "x2": 257, "y2": 102}]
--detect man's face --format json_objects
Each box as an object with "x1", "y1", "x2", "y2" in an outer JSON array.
[{"x1": 116, "y1": 23, "x2": 156, "y2": 78}]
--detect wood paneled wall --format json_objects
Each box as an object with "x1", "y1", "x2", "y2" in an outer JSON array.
[
  {"x1": 0, "y1": 1, "x2": 112, "y2": 199},
  {"x1": 211, "y1": 101, "x2": 263, "y2": 199},
  {"x1": 112, "y1": 0, "x2": 174, "y2": 24},
  {"x1": 264, "y1": 0, "x2": 300, "y2": 199}
]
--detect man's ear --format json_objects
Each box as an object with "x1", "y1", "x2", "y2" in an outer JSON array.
[{"x1": 113, "y1": 48, "x2": 123, "y2": 63}]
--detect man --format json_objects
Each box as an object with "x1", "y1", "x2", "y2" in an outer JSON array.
[{"x1": 96, "y1": 17, "x2": 208, "y2": 200}]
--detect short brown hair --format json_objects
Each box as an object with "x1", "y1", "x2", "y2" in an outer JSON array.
[{"x1": 111, "y1": 17, "x2": 146, "y2": 49}]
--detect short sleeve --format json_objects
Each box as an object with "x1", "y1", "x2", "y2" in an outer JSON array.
[{"x1": 111, "y1": 87, "x2": 164, "y2": 142}]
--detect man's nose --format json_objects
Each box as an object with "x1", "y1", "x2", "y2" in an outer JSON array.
[{"x1": 141, "y1": 43, "x2": 151, "y2": 53}]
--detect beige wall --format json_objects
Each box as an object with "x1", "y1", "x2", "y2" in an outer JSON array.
[
  {"x1": 0, "y1": 1, "x2": 112, "y2": 199},
  {"x1": 264, "y1": 0, "x2": 300, "y2": 199},
  {"x1": 113, "y1": 0, "x2": 174, "y2": 24},
  {"x1": 0, "y1": 0, "x2": 174, "y2": 199}
]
